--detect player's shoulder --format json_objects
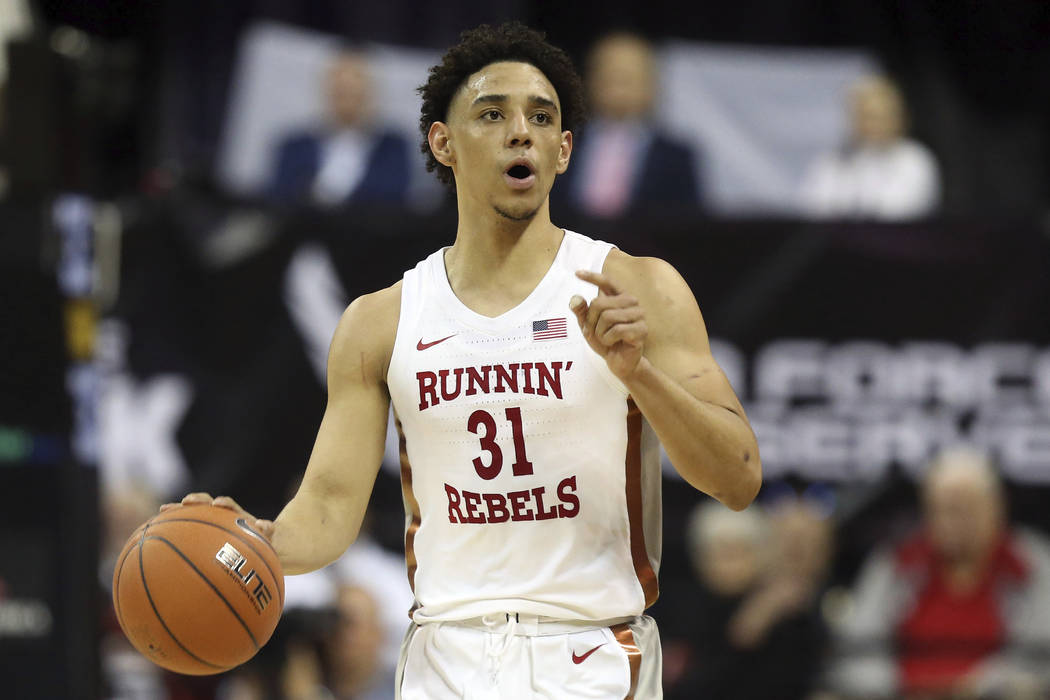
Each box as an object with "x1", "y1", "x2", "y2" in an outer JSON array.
[
  {"x1": 600, "y1": 248, "x2": 709, "y2": 344},
  {"x1": 329, "y1": 281, "x2": 402, "y2": 380},
  {"x1": 344, "y1": 280, "x2": 403, "y2": 322},
  {"x1": 602, "y1": 248, "x2": 689, "y2": 298}
]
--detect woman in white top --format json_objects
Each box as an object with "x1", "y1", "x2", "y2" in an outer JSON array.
[{"x1": 801, "y1": 74, "x2": 941, "y2": 221}]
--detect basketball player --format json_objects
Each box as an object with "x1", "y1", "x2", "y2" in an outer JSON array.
[{"x1": 167, "y1": 23, "x2": 761, "y2": 698}]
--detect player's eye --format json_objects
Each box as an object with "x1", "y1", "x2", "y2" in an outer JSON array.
[
  {"x1": 483, "y1": 109, "x2": 502, "y2": 121},
  {"x1": 532, "y1": 112, "x2": 551, "y2": 125}
]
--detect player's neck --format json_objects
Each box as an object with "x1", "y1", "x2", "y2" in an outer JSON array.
[{"x1": 444, "y1": 201, "x2": 564, "y2": 317}]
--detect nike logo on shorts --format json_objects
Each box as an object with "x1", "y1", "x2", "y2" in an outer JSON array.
[
  {"x1": 571, "y1": 643, "x2": 606, "y2": 664},
  {"x1": 416, "y1": 334, "x2": 457, "y2": 351}
]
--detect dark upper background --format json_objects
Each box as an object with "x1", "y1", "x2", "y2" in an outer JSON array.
[{"x1": 22, "y1": 0, "x2": 1050, "y2": 219}]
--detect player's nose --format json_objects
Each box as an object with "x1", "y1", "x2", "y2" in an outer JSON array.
[{"x1": 505, "y1": 111, "x2": 532, "y2": 147}]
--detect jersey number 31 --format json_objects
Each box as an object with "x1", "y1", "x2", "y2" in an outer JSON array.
[{"x1": 467, "y1": 407, "x2": 533, "y2": 479}]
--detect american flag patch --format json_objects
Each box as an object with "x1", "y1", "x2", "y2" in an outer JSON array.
[{"x1": 532, "y1": 317, "x2": 568, "y2": 341}]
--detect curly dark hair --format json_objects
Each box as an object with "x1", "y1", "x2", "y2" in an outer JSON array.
[{"x1": 417, "y1": 22, "x2": 586, "y2": 187}]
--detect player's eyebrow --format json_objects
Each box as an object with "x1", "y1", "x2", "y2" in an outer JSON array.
[
  {"x1": 472, "y1": 93, "x2": 507, "y2": 107},
  {"x1": 529, "y1": 95, "x2": 559, "y2": 112},
  {"x1": 471, "y1": 94, "x2": 559, "y2": 112}
]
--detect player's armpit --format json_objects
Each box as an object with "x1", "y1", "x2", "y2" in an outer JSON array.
[{"x1": 272, "y1": 283, "x2": 401, "y2": 575}]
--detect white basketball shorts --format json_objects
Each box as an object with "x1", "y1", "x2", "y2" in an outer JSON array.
[{"x1": 395, "y1": 613, "x2": 662, "y2": 699}]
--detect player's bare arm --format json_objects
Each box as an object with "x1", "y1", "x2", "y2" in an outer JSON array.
[
  {"x1": 570, "y1": 250, "x2": 761, "y2": 510},
  {"x1": 270, "y1": 283, "x2": 400, "y2": 574},
  {"x1": 164, "y1": 283, "x2": 401, "y2": 574}
]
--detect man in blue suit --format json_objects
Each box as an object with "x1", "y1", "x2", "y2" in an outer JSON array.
[
  {"x1": 553, "y1": 32, "x2": 701, "y2": 218},
  {"x1": 268, "y1": 50, "x2": 411, "y2": 207}
]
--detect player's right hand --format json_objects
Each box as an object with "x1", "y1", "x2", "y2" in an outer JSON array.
[{"x1": 160, "y1": 492, "x2": 276, "y2": 542}]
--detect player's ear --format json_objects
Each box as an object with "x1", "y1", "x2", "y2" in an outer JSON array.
[
  {"x1": 556, "y1": 130, "x2": 572, "y2": 174},
  {"x1": 428, "y1": 122, "x2": 455, "y2": 167}
]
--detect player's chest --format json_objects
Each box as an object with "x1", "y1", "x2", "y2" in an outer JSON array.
[{"x1": 396, "y1": 317, "x2": 605, "y2": 416}]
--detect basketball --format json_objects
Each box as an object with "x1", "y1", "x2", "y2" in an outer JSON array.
[{"x1": 112, "y1": 504, "x2": 285, "y2": 675}]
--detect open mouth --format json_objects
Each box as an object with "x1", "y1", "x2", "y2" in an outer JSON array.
[
  {"x1": 507, "y1": 164, "x2": 533, "y2": 180},
  {"x1": 504, "y1": 162, "x2": 536, "y2": 190}
]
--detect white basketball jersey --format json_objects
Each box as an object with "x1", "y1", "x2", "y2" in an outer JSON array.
[{"x1": 386, "y1": 230, "x2": 662, "y2": 623}]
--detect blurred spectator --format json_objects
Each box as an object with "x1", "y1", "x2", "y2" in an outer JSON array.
[
  {"x1": 219, "y1": 584, "x2": 388, "y2": 700},
  {"x1": 553, "y1": 31, "x2": 700, "y2": 218},
  {"x1": 330, "y1": 529, "x2": 413, "y2": 683},
  {"x1": 800, "y1": 74, "x2": 941, "y2": 220},
  {"x1": 270, "y1": 504, "x2": 410, "y2": 698},
  {"x1": 0, "y1": 0, "x2": 34, "y2": 199},
  {"x1": 324, "y1": 584, "x2": 387, "y2": 700},
  {"x1": 824, "y1": 448, "x2": 1050, "y2": 700},
  {"x1": 660, "y1": 498, "x2": 830, "y2": 700},
  {"x1": 219, "y1": 606, "x2": 335, "y2": 700},
  {"x1": 267, "y1": 49, "x2": 411, "y2": 208}
]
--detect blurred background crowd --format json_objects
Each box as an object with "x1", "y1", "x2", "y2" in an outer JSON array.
[{"x1": 1, "y1": 1, "x2": 1050, "y2": 699}]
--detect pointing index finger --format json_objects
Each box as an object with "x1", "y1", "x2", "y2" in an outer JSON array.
[{"x1": 575, "y1": 269, "x2": 621, "y2": 296}]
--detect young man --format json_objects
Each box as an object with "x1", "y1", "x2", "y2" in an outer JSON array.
[{"x1": 169, "y1": 23, "x2": 760, "y2": 698}]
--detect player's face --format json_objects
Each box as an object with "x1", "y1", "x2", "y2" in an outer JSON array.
[{"x1": 439, "y1": 61, "x2": 572, "y2": 221}]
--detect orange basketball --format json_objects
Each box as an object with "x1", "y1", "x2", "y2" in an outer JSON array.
[{"x1": 112, "y1": 504, "x2": 284, "y2": 675}]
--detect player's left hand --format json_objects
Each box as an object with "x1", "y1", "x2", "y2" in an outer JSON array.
[{"x1": 570, "y1": 270, "x2": 647, "y2": 381}]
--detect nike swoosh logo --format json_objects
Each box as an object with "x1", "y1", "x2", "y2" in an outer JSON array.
[
  {"x1": 416, "y1": 334, "x2": 457, "y2": 351},
  {"x1": 571, "y1": 643, "x2": 606, "y2": 664}
]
